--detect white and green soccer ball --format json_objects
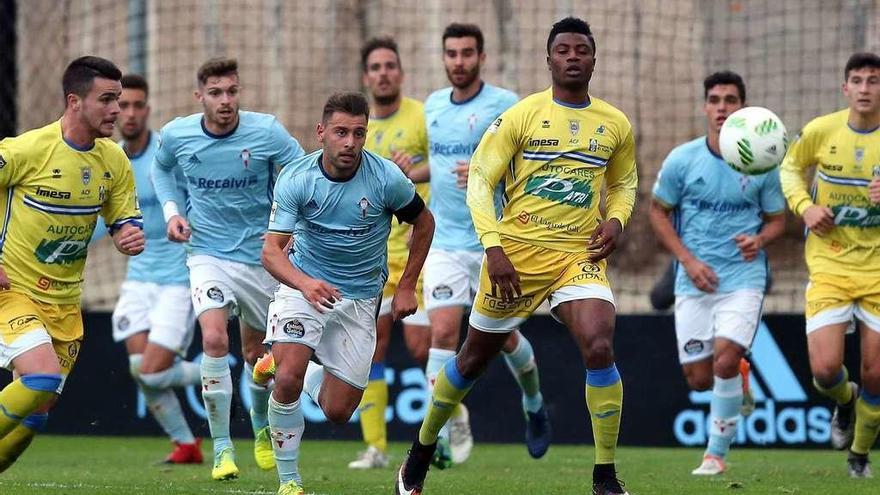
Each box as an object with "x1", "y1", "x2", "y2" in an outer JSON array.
[{"x1": 719, "y1": 106, "x2": 788, "y2": 175}]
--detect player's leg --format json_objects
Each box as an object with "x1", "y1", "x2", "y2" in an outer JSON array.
[
  {"x1": 500, "y1": 330, "x2": 550, "y2": 458},
  {"x1": 268, "y1": 341, "x2": 312, "y2": 494},
  {"x1": 349, "y1": 310, "x2": 392, "y2": 469},
  {"x1": 848, "y1": 307, "x2": 880, "y2": 478},
  {"x1": 402, "y1": 322, "x2": 430, "y2": 366}
]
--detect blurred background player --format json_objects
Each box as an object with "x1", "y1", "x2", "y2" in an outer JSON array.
[
  {"x1": 349, "y1": 36, "x2": 432, "y2": 470},
  {"x1": 0, "y1": 56, "x2": 143, "y2": 471},
  {"x1": 421, "y1": 22, "x2": 550, "y2": 467},
  {"x1": 780, "y1": 51, "x2": 880, "y2": 478},
  {"x1": 649, "y1": 71, "x2": 785, "y2": 475},
  {"x1": 151, "y1": 57, "x2": 305, "y2": 480},
  {"x1": 109, "y1": 74, "x2": 202, "y2": 464},
  {"x1": 398, "y1": 17, "x2": 637, "y2": 495},
  {"x1": 262, "y1": 92, "x2": 434, "y2": 495}
]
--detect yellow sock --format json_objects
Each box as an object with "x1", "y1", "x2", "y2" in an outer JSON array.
[
  {"x1": 851, "y1": 393, "x2": 880, "y2": 455},
  {"x1": 358, "y1": 370, "x2": 388, "y2": 452},
  {"x1": 418, "y1": 360, "x2": 474, "y2": 445},
  {"x1": 0, "y1": 418, "x2": 41, "y2": 472},
  {"x1": 0, "y1": 376, "x2": 59, "y2": 438},
  {"x1": 813, "y1": 367, "x2": 853, "y2": 404},
  {"x1": 586, "y1": 365, "x2": 623, "y2": 465}
]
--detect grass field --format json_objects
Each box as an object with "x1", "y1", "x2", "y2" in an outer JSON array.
[{"x1": 0, "y1": 435, "x2": 875, "y2": 494}]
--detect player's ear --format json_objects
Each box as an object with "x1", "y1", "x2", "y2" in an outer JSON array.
[
  {"x1": 193, "y1": 89, "x2": 202, "y2": 102},
  {"x1": 316, "y1": 122, "x2": 325, "y2": 144}
]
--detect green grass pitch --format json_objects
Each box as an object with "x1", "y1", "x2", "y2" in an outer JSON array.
[{"x1": 0, "y1": 435, "x2": 875, "y2": 494}]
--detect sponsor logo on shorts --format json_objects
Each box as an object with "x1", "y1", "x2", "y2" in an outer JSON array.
[
  {"x1": 283, "y1": 319, "x2": 305, "y2": 338},
  {"x1": 67, "y1": 342, "x2": 79, "y2": 358},
  {"x1": 683, "y1": 339, "x2": 704, "y2": 355},
  {"x1": 431, "y1": 285, "x2": 453, "y2": 300},
  {"x1": 480, "y1": 292, "x2": 535, "y2": 312},
  {"x1": 206, "y1": 287, "x2": 224, "y2": 303},
  {"x1": 8, "y1": 314, "x2": 40, "y2": 331},
  {"x1": 117, "y1": 316, "x2": 130, "y2": 331}
]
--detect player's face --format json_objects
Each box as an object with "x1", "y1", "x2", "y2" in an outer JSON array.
[
  {"x1": 703, "y1": 84, "x2": 743, "y2": 134},
  {"x1": 363, "y1": 48, "x2": 403, "y2": 105},
  {"x1": 443, "y1": 36, "x2": 484, "y2": 89},
  {"x1": 118, "y1": 88, "x2": 150, "y2": 140},
  {"x1": 318, "y1": 112, "x2": 368, "y2": 173},
  {"x1": 547, "y1": 33, "x2": 595, "y2": 91},
  {"x1": 197, "y1": 74, "x2": 240, "y2": 128},
  {"x1": 75, "y1": 77, "x2": 122, "y2": 138},
  {"x1": 843, "y1": 67, "x2": 880, "y2": 116}
]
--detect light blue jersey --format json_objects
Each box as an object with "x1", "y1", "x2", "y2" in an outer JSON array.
[
  {"x1": 122, "y1": 131, "x2": 188, "y2": 285},
  {"x1": 269, "y1": 150, "x2": 418, "y2": 299},
  {"x1": 425, "y1": 82, "x2": 518, "y2": 251},
  {"x1": 152, "y1": 111, "x2": 304, "y2": 265},
  {"x1": 653, "y1": 137, "x2": 785, "y2": 296}
]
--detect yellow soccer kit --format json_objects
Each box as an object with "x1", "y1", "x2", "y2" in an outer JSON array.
[
  {"x1": 366, "y1": 97, "x2": 428, "y2": 315},
  {"x1": 0, "y1": 120, "x2": 141, "y2": 372},
  {"x1": 780, "y1": 109, "x2": 880, "y2": 326},
  {"x1": 467, "y1": 88, "x2": 637, "y2": 330}
]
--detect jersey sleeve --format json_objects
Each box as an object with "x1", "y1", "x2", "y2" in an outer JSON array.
[
  {"x1": 780, "y1": 126, "x2": 818, "y2": 216},
  {"x1": 151, "y1": 126, "x2": 182, "y2": 207},
  {"x1": 652, "y1": 148, "x2": 685, "y2": 208},
  {"x1": 759, "y1": 168, "x2": 786, "y2": 215},
  {"x1": 269, "y1": 119, "x2": 305, "y2": 169},
  {"x1": 384, "y1": 161, "x2": 418, "y2": 212},
  {"x1": 604, "y1": 125, "x2": 638, "y2": 228},
  {"x1": 268, "y1": 170, "x2": 300, "y2": 234},
  {"x1": 467, "y1": 109, "x2": 523, "y2": 249},
  {"x1": 412, "y1": 110, "x2": 429, "y2": 166},
  {"x1": 103, "y1": 152, "x2": 143, "y2": 233},
  {"x1": 0, "y1": 137, "x2": 28, "y2": 187}
]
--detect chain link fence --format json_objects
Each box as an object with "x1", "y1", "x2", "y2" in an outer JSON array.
[{"x1": 5, "y1": 0, "x2": 880, "y2": 312}]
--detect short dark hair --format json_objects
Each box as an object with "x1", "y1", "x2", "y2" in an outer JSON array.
[
  {"x1": 361, "y1": 36, "x2": 400, "y2": 72},
  {"x1": 121, "y1": 73, "x2": 149, "y2": 97},
  {"x1": 547, "y1": 17, "x2": 595, "y2": 55},
  {"x1": 844, "y1": 52, "x2": 880, "y2": 80},
  {"x1": 322, "y1": 92, "x2": 370, "y2": 122},
  {"x1": 703, "y1": 71, "x2": 746, "y2": 102},
  {"x1": 197, "y1": 57, "x2": 238, "y2": 86},
  {"x1": 442, "y1": 23, "x2": 484, "y2": 54},
  {"x1": 62, "y1": 56, "x2": 122, "y2": 100}
]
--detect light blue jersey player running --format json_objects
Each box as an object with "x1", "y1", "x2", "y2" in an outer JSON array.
[
  {"x1": 260, "y1": 92, "x2": 434, "y2": 495},
  {"x1": 649, "y1": 71, "x2": 786, "y2": 476},
  {"x1": 108, "y1": 75, "x2": 202, "y2": 465},
  {"x1": 151, "y1": 58, "x2": 304, "y2": 480},
  {"x1": 421, "y1": 23, "x2": 549, "y2": 467}
]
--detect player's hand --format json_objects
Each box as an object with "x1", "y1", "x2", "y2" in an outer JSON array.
[
  {"x1": 300, "y1": 278, "x2": 341, "y2": 313},
  {"x1": 0, "y1": 264, "x2": 9, "y2": 290},
  {"x1": 587, "y1": 219, "x2": 623, "y2": 262},
  {"x1": 113, "y1": 224, "x2": 145, "y2": 256},
  {"x1": 485, "y1": 246, "x2": 521, "y2": 303},
  {"x1": 454, "y1": 160, "x2": 469, "y2": 189},
  {"x1": 166, "y1": 215, "x2": 192, "y2": 242},
  {"x1": 682, "y1": 257, "x2": 718, "y2": 293},
  {"x1": 869, "y1": 177, "x2": 880, "y2": 204},
  {"x1": 803, "y1": 205, "x2": 835, "y2": 236},
  {"x1": 734, "y1": 234, "x2": 762, "y2": 262},
  {"x1": 391, "y1": 287, "x2": 418, "y2": 321},
  {"x1": 390, "y1": 150, "x2": 414, "y2": 175}
]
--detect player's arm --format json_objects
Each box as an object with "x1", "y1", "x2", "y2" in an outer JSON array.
[
  {"x1": 736, "y1": 169, "x2": 787, "y2": 261},
  {"x1": 591, "y1": 126, "x2": 638, "y2": 262},
  {"x1": 269, "y1": 118, "x2": 305, "y2": 171},
  {"x1": 780, "y1": 128, "x2": 834, "y2": 235},
  {"x1": 393, "y1": 193, "x2": 434, "y2": 320},
  {"x1": 150, "y1": 129, "x2": 191, "y2": 242},
  {"x1": 0, "y1": 138, "x2": 26, "y2": 288},
  {"x1": 103, "y1": 154, "x2": 144, "y2": 256}
]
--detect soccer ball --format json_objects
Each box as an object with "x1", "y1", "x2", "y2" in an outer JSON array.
[{"x1": 719, "y1": 106, "x2": 788, "y2": 175}]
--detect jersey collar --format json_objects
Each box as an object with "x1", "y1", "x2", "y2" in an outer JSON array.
[
  {"x1": 449, "y1": 82, "x2": 485, "y2": 106},
  {"x1": 201, "y1": 116, "x2": 240, "y2": 139}
]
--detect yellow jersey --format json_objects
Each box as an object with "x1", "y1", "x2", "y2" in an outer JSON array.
[
  {"x1": 780, "y1": 108, "x2": 880, "y2": 277},
  {"x1": 0, "y1": 120, "x2": 141, "y2": 304},
  {"x1": 365, "y1": 97, "x2": 429, "y2": 261},
  {"x1": 467, "y1": 88, "x2": 638, "y2": 252}
]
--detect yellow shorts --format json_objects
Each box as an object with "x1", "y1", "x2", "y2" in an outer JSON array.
[
  {"x1": 469, "y1": 239, "x2": 615, "y2": 333},
  {"x1": 0, "y1": 291, "x2": 83, "y2": 391},
  {"x1": 379, "y1": 256, "x2": 429, "y2": 326},
  {"x1": 804, "y1": 273, "x2": 880, "y2": 334}
]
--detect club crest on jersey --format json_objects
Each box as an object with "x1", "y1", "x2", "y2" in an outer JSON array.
[
  {"x1": 855, "y1": 147, "x2": 865, "y2": 164},
  {"x1": 569, "y1": 119, "x2": 580, "y2": 136},
  {"x1": 740, "y1": 175, "x2": 751, "y2": 192},
  {"x1": 468, "y1": 113, "x2": 478, "y2": 132},
  {"x1": 595, "y1": 124, "x2": 606, "y2": 135},
  {"x1": 359, "y1": 197, "x2": 370, "y2": 219},
  {"x1": 80, "y1": 166, "x2": 92, "y2": 185},
  {"x1": 240, "y1": 149, "x2": 251, "y2": 169}
]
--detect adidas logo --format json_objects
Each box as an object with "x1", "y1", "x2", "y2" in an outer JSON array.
[
  {"x1": 188, "y1": 154, "x2": 202, "y2": 165},
  {"x1": 305, "y1": 199, "x2": 318, "y2": 210},
  {"x1": 674, "y1": 321, "x2": 831, "y2": 446},
  {"x1": 431, "y1": 120, "x2": 439, "y2": 127}
]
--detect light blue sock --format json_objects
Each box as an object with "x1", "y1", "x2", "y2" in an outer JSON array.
[
  {"x1": 303, "y1": 361, "x2": 324, "y2": 406},
  {"x1": 426, "y1": 348, "x2": 456, "y2": 440},
  {"x1": 142, "y1": 387, "x2": 196, "y2": 444},
  {"x1": 201, "y1": 355, "x2": 233, "y2": 454},
  {"x1": 139, "y1": 360, "x2": 201, "y2": 389},
  {"x1": 707, "y1": 375, "x2": 742, "y2": 459},
  {"x1": 269, "y1": 396, "x2": 304, "y2": 484},
  {"x1": 244, "y1": 361, "x2": 272, "y2": 433},
  {"x1": 502, "y1": 335, "x2": 544, "y2": 413}
]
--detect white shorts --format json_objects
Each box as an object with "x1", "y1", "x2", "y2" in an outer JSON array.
[
  {"x1": 187, "y1": 255, "x2": 279, "y2": 331},
  {"x1": 674, "y1": 289, "x2": 763, "y2": 364},
  {"x1": 264, "y1": 287, "x2": 379, "y2": 389},
  {"x1": 806, "y1": 305, "x2": 880, "y2": 335},
  {"x1": 111, "y1": 281, "x2": 196, "y2": 356},
  {"x1": 378, "y1": 297, "x2": 430, "y2": 326},
  {"x1": 423, "y1": 249, "x2": 483, "y2": 311}
]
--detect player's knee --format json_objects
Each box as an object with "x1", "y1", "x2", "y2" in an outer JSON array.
[
  {"x1": 685, "y1": 373, "x2": 712, "y2": 392},
  {"x1": 810, "y1": 359, "x2": 843, "y2": 386},
  {"x1": 201, "y1": 329, "x2": 229, "y2": 355},
  {"x1": 242, "y1": 347, "x2": 263, "y2": 366},
  {"x1": 713, "y1": 353, "x2": 741, "y2": 379},
  {"x1": 272, "y1": 369, "x2": 304, "y2": 403},
  {"x1": 861, "y1": 361, "x2": 880, "y2": 389},
  {"x1": 583, "y1": 337, "x2": 614, "y2": 367},
  {"x1": 322, "y1": 401, "x2": 357, "y2": 425}
]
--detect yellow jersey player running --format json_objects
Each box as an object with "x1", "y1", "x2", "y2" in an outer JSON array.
[
  {"x1": 0, "y1": 56, "x2": 143, "y2": 472},
  {"x1": 396, "y1": 17, "x2": 637, "y2": 495},
  {"x1": 780, "y1": 51, "x2": 880, "y2": 479}
]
